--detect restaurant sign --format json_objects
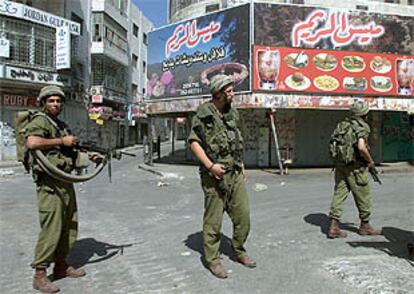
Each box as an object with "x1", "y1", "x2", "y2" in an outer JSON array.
[{"x1": 253, "y1": 46, "x2": 414, "y2": 97}]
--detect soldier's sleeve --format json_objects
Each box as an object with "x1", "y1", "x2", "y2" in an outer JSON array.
[
  {"x1": 354, "y1": 122, "x2": 370, "y2": 141},
  {"x1": 187, "y1": 115, "x2": 203, "y2": 144},
  {"x1": 25, "y1": 116, "x2": 49, "y2": 138}
]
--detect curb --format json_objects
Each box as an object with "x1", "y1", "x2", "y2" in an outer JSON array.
[{"x1": 137, "y1": 163, "x2": 164, "y2": 177}]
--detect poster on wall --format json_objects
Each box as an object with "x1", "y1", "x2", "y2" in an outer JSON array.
[
  {"x1": 253, "y1": 46, "x2": 414, "y2": 97},
  {"x1": 254, "y1": 3, "x2": 414, "y2": 56},
  {"x1": 146, "y1": 4, "x2": 250, "y2": 99}
]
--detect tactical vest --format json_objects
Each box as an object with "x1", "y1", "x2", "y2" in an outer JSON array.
[
  {"x1": 196, "y1": 102, "x2": 244, "y2": 173},
  {"x1": 25, "y1": 113, "x2": 76, "y2": 176}
]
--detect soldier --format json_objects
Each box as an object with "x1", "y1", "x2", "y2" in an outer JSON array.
[
  {"x1": 26, "y1": 86, "x2": 97, "y2": 293},
  {"x1": 328, "y1": 100, "x2": 382, "y2": 239},
  {"x1": 188, "y1": 74, "x2": 256, "y2": 279}
]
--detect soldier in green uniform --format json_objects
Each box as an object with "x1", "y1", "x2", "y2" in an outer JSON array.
[
  {"x1": 328, "y1": 101, "x2": 382, "y2": 238},
  {"x1": 26, "y1": 86, "x2": 95, "y2": 293},
  {"x1": 188, "y1": 74, "x2": 256, "y2": 279}
]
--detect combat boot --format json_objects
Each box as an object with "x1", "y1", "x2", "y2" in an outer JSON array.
[
  {"x1": 209, "y1": 262, "x2": 228, "y2": 279},
  {"x1": 53, "y1": 261, "x2": 86, "y2": 280},
  {"x1": 33, "y1": 268, "x2": 60, "y2": 293},
  {"x1": 328, "y1": 218, "x2": 347, "y2": 239},
  {"x1": 359, "y1": 221, "x2": 382, "y2": 236}
]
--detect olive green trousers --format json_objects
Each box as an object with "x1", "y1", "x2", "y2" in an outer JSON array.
[
  {"x1": 329, "y1": 164, "x2": 372, "y2": 222},
  {"x1": 201, "y1": 170, "x2": 250, "y2": 266},
  {"x1": 32, "y1": 174, "x2": 78, "y2": 268}
]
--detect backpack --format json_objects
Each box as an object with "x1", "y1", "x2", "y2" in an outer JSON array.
[
  {"x1": 329, "y1": 119, "x2": 357, "y2": 165},
  {"x1": 14, "y1": 110, "x2": 44, "y2": 172}
]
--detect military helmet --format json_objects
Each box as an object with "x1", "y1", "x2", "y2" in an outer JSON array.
[
  {"x1": 209, "y1": 74, "x2": 233, "y2": 95},
  {"x1": 350, "y1": 100, "x2": 369, "y2": 116},
  {"x1": 37, "y1": 85, "x2": 66, "y2": 104}
]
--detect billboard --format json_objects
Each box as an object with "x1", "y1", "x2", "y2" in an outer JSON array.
[
  {"x1": 147, "y1": 4, "x2": 250, "y2": 99},
  {"x1": 254, "y1": 3, "x2": 414, "y2": 56},
  {"x1": 253, "y1": 46, "x2": 414, "y2": 97}
]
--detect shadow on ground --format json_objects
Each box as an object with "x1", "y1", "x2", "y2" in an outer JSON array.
[
  {"x1": 67, "y1": 238, "x2": 135, "y2": 267},
  {"x1": 347, "y1": 227, "x2": 414, "y2": 263},
  {"x1": 303, "y1": 213, "x2": 358, "y2": 236},
  {"x1": 184, "y1": 231, "x2": 233, "y2": 268}
]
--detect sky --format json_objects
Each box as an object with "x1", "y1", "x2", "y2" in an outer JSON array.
[{"x1": 132, "y1": 0, "x2": 168, "y2": 28}]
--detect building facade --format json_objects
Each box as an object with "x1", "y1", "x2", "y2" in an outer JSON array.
[
  {"x1": 0, "y1": 0, "x2": 90, "y2": 160},
  {"x1": 0, "y1": 0, "x2": 153, "y2": 160},
  {"x1": 146, "y1": 0, "x2": 414, "y2": 167}
]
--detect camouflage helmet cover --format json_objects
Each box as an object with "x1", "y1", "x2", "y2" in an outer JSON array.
[
  {"x1": 350, "y1": 100, "x2": 369, "y2": 116},
  {"x1": 209, "y1": 74, "x2": 233, "y2": 95},
  {"x1": 37, "y1": 85, "x2": 66, "y2": 104}
]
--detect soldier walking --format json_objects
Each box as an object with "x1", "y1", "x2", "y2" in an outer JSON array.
[
  {"x1": 188, "y1": 74, "x2": 256, "y2": 279},
  {"x1": 328, "y1": 100, "x2": 382, "y2": 238}
]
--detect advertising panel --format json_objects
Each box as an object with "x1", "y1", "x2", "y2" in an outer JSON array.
[
  {"x1": 147, "y1": 4, "x2": 250, "y2": 99},
  {"x1": 253, "y1": 46, "x2": 414, "y2": 97},
  {"x1": 56, "y1": 26, "x2": 71, "y2": 70},
  {"x1": 254, "y1": 3, "x2": 414, "y2": 56}
]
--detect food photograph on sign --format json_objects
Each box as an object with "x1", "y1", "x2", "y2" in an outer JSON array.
[
  {"x1": 252, "y1": 3, "x2": 413, "y2": 97},
  {"x1": 253, "y1": 45, "x2": 414, "y2": 97},
  {"x1": 254, "y1": 3, "x2": 414, "y2": 56},
  {"x1": 146, "y1": 4, "x2": 250, "y2": 99}
]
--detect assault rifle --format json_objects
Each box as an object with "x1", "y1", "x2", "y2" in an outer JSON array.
[
  {"x1": 368, "y1": 166, "x2": 382, "y2": 185},
  {"x1": 76, "y1": 141, "x2": 136, "y2": 183}
]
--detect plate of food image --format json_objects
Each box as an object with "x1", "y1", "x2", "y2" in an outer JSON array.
[
  {"x1": 283, "y1": 51, "x2": 309, "y2": 69},
  {"x1": 343, "y1": 77, "x2": 367, "y2": 91},
  {"x1": 371, "y1": 76, "x2": 393, "y2": 92},
  {"x1": 285, "y1": 72, "x2": 311, "y2": 90},
  {"x1": 313, "y1": 75, "x2": 339, "y2": 91},
  {"x1": 342, "y1": 56, "x2": 366, "y2": 72},
  {"x1": 313, "y1": 53, "x2": 337, "y2": 71},
  {"x1": 370, "y1": 56, "x2": 392, "y2": 74}
]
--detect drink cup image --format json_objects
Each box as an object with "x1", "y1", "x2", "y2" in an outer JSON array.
[
  {"x1": 257, "y1": 48, "x2": 280, "y2": 90},
  {"x1": 396, "y1": 59, "x2": 414, "y2": 95}
]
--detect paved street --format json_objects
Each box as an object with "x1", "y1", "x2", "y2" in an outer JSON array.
[{"x1": 0, "y1": 145, "x2": 413, "y2": 294}]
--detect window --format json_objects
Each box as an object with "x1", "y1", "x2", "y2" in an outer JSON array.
[
  {"x1": 132, "y1": 83, "x2": 138, "y2": 97},
  {"x1": 143, "y1": 33, "x2": 148, "y2": 45},
  {"x1": 206, "y1": 4, "x2": 219, "y2": 13},
  {"x1": 132, "y1": 54, "x2": 138, "y2": 68},
  {"x1": 142, "y1": 61, "x2": 146, "y2": 73},
  {"x1": 133, "y1": 23, "x2": 139, "y2": 37}
]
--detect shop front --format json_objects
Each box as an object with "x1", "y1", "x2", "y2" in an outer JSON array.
[{"x1": 145, "y1": 2, "x2": 413, "y2": 167}]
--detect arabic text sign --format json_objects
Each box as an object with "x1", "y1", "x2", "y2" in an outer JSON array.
[
  {"x1": 5, "y1": 65, "x2": 72, "y2": 86},
  {"x1": 147, "y1": 4, "x2": 250, "y2": 99},
  {"x1": 292, "y1": 10, "x2": 384, "y2": 48},
  {"x1": 254, "y1": 3, "x2": 414, "y2": 55},
  {"x1": 0, "y1": 0, "x2": 80, "y2": 35},
  {"x1": 253, "y1": 45, "x2": 414, "y2": 97}
]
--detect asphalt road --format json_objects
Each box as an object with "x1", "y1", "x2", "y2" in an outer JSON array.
[{"x1": 0, "y1": 146, "x2": 413, "y2": 294}]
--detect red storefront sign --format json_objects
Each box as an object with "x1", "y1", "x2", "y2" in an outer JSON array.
[
  {"x1": 253, "y1": 46, "x2": 414, "y2": 97},
  {"x1": 1, "y1": 94, "x2": 37, "y2": 107}
]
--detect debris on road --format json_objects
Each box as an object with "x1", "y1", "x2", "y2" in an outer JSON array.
[
  {"x1": 253, "y1": 183, "x2": 268, "y2": 192},
  {"x1": 157, "y1": 181, "x2": 170, "y2": 187},
  {"x1": 0, "y1": 169, "x2": 14, "y2": 177}
]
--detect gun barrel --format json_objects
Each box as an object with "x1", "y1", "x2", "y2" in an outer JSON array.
[{"x1": 120, "y1": 151, "x2": 136, "y2": 157}]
